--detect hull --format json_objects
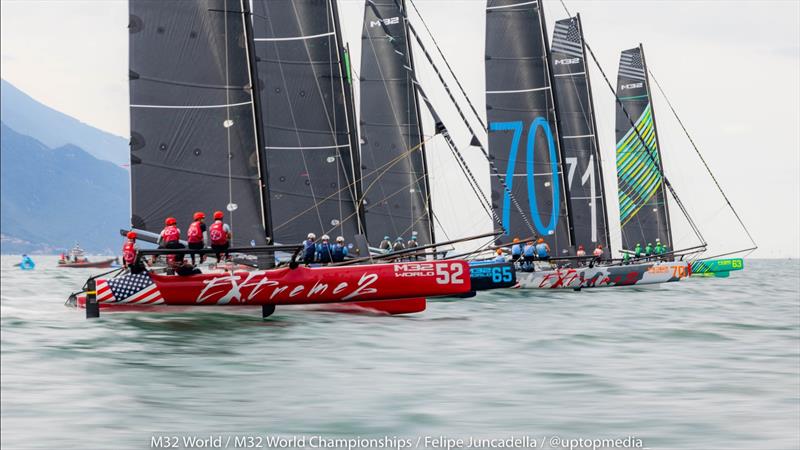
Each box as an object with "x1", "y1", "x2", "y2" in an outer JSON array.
[
  {"x1": 79, "y1": 261, "x2": 470, "y2": 314},
  {"x1": 691, "y1": 258, "x2": 743, "y2": 277},
  {"x1": 58, "y1": 258, "x2": 116, "y2": 269},
  {"x1": 75, "y1": 296, "x2": 427, "y2": 315},
  {"x1": 516, "y1": 261, "x2": 689, "y2": 289}
]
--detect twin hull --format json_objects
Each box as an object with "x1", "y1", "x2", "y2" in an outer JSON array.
[
  {"x1": 93, "y1": 261, "x2": 471, "y2": 308},
  {"x1": 517, "y1": 261, "x2": 690, "y2": 289}
]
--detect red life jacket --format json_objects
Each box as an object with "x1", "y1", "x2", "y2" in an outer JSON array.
[
  {"x1": 209, "y1": 221, "x2": 228, "y2": 245},
  {"x1": 187, "y1": 221, "x2": 203, "y2": 244},
  {"x1": 122, "y1": 240, "x2": 137, "y2": 265},
  {"x1": 162, "y1": 225, "x2": 180, "y2": 243}
]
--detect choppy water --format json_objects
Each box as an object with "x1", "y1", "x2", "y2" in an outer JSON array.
[{"x1": 1, "y1": 256, "x2": 798, "y2": 450}]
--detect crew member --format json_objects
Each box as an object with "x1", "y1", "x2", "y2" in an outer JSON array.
[
  {"x1": 535, "y1": 238, "x2": 550, "y2": 261},
  {"x1": 157, "y1": 217, "x2": 184, "y2": 267},
  {"x1": 303, "y1": 233, "x2": 317, "y2": 265},
  {"x1": 645, "y1": 242, "x2": 654, "y2": 257},
  {"x1": 494, "y1": 248, "x2": 506, "y2": 263},
  {"x1": 379, "y1": 235, "x2": 392, "y2": 253},
  {"x1": 654, "y1": 238, "x2": 664, "y2": 256},
  {"x1": 576, "y1": 245, "x2": 586, "y2": 257},
  {"x1": 522, "y1": 240, "x2": 536, "y2": 270},
  {"x1": 406, "y1": 235, "x2": 420, "y2": 260},
  {"x1": 511, "y1": 238, "x2": 522, "y2": 266},
  {"x1": 393, "y1": 237, "x2": 405, "y2": 252},
  {"x1": 634, "y1": 243, "x2": 643, "y2": 258},
  {"x1": 332, "y1": 236, "x2": 349, "y2": 263},
  {"x1": 186, "y1": 211, "x2": 207, "y2": 264},
  {"x1": 593, "y1": 244, "x2": 604, "y2": 259},
  {"x1": 122, "y1": 231, "x2": 144, "y2": 274},
  {"x1": 623, "y1": 251, "x2": 632, "y2": 264},
  {"x1": 317, "y1": 235, "x2": 334, "y2": 264},
  {"x1": 209, "y1": 211, "x2": 231, "y2": 263}
]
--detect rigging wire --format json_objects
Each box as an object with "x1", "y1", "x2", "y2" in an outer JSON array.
[
  {"x1": 556, "y1": 0, "x2": 707, "y2": 249},
  {"x1": 646, "y1": 70, "x2": 758, "y2": 253},
  {"x1": 386, "y1": 0, "x2": 537, "y2": 237},
  {"x1": 406, "y1": 0, "x2": 488, "y2": 131},
  {"x1": 223, "y1": 0, "x2": 235, "y2": 238}
]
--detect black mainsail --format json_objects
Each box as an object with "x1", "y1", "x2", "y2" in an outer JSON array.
[
  {"x1": 128, "y1": 0, "x2": 268, "y2": 246},
  {"x1": 485, "y1": 0, "x2": 573, "y2": 252},
  {"x1": 359, "y1": 0, "x2": 434, "y2": 246},
  {"x1": 550, "y1": 15, "x2": 611, "y2": 253},
  {"x1": 615, "y1": 45, "x2": 673, "y2": 251},
  {"x1": 250, "y1": 0, "x2": 363, "y2": 245}
]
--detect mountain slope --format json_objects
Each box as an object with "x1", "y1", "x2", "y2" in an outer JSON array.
[
  {"x1": 0, "y1": 79, "x2": 129, "y2": 166},
  {"x1": 0, "y1": 122, "x2": 129, "y2": 253}
]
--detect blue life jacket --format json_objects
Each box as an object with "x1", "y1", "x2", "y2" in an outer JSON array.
[
  {"x1": 536, "y1": 243, "x2": 549, "y2": 258},
  {"x1": 494, "y1": 255, "x2": 506, "y2": 262},
  {"x1": 523, "y1": 244, "x2": 536, "y2": 257},
  {"x1": 332, "y1": 244, "x2": 347, "y2": 262},
  {"x1": 511, "y1": 244, "x2": 522, "y2": 256},
  {"x1": 303, "y1": 240, "x2": 316, "y2": 261},
  {"x1": 317, "y1": 242, "x2": 333, "y2": 263}
]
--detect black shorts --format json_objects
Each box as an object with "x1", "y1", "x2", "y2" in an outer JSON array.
[
  {"x1": 188, "y1": 242, "x2": 204, "y2": 250},
  {"x1": 511, "y1": 254, "x2": 521, "y2": 262},
  {"x1": 523, "y1": 255, "x2": 535, "y2": 263},
  {"x1": 212, "y1": 243, "x2": 229, "y2": 252}
]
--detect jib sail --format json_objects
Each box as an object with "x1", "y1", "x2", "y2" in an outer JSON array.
[
  {"x1": 359, "y1": 0, "x2": 434, "y2": 247},
  {"x1": 615, "y1": 45, "x2": 673, "y2": 251},
  {"x1": 250, "y1": 0, "x2": 363, "y2": 245},
  {"x1": 550, "y1": 15, "x2": 611, "y2": 254},
  {"x1": 485, "y1": 0, "x2": 573, "y2": 253},
  {"x1": 129, "y1": 0, "x2": 268, "y2": 246}
]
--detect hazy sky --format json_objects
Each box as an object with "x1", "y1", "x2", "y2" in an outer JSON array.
[{"x1": 1, "y1": 0, "x2": 798, "y2": 258}]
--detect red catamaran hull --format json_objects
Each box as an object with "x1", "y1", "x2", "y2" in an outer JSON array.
[{"x1": 77, "y1": 261, "x2": 469, "y2": 315}]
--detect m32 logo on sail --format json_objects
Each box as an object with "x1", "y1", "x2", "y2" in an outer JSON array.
[
  {"x1": 370, "y1": 17, "x2": 400, "y2": 27},
  {"x1": 621, "y1": 82, "x2": 643, "y2": 90},
  {"x1": 554, "y1": 58, "x2": 579, "y2": 65}
]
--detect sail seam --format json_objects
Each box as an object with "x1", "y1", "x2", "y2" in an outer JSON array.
[
  {"x1": 253, "y1": 31, "x2": 334, "y2": 42},
  {"x1": 130, "y1": 101, "x2": 252, "y2": 109}
]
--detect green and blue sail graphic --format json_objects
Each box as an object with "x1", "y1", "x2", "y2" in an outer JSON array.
[{"x1": 616, "y1": 104, "x2": 662, "y2": 227}]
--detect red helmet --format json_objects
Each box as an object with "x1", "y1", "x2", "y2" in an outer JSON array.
[
  {"x1": 578, "y1": 245, "x2": 584, "y2": 250},
  {"x1": 165, "y1": 217, "x2": 177, "y2": 225},
  {"x1": 213, "y1": 211, "x2": 224, "y2": 220},
  {"x1": 127, "y1": 231, "x2": 137, "y2": 239},
  {"x1": 193, "y1": 211, "x2": 205, "y2": 220}
]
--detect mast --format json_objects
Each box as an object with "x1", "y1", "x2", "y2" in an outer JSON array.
[
  {"x1": 331, "y1": 0, "x2": 366, "y2": 236},
  {"x1": 577, "y1": 13, "x2": 612, "y2": 253},
  {"x1": 639, "y1": 43, "x2": 673, "y2": 247},
  {"x1": 241, "y1": 0, "x2": 272, "y2": 241}
]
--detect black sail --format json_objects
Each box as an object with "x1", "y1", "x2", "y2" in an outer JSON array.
[
  {"x1": 550, "y1": 15, "x2": 611, "y2": 253},
  {"x1": 250, "y1": 0, "x2": 363, "y2": 245},
  {"x1": 615, "y1": 45, "x2": 673, "y2": 251},
  {"x1": 129, "y1": 0, "x2": 268, "y2": 246},
  {"x1": 485, "y1": 0, "x2": 572, "y2": 253},
  {"x1": 359, "y1": 0, "x2": 434, "y2": 246}
]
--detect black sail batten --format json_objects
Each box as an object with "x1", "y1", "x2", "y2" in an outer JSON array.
[
  {"x1": 485, "y1": 0, "x2": 573, "y2": 253},
  {"x1": 615, "y1": 44, "x2": 673, "y2": 251},
  {"x1": 129, "y1": 0, "x2": 267, "y2": 246},
  {"x1": 550, "y1": 14, "x2": 612, "y2": 253},
  {"x1": 250, "y1": 0, "x2": 363, "y2": 245},
  {"x1": 359, "y1": 0, "x2": 434, "y2": 247}
]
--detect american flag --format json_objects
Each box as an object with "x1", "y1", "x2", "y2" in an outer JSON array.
[
  {"x1": 96, "y1": 272, "x2": 164, "y2": 305},
  {"x1": 619, "y1": 48, "x2": 646, "y2": 81},
  {"x1": 552, "y1": 17, "x2": 583, "y2": 58}
]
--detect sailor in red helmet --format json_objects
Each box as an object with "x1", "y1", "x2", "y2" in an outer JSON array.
[
  {"x1": 209, "y1": 210, "x2": 231, "y2": 262},
  {"x1": 158, "y1": 217, "x2": 184, "y2": 270},
  {"x1": 186, "y1": 211, "x2": 207, "y2": 264},
  {"x1": 122, "y1": 231, "x2": 144, "y2": 274}
]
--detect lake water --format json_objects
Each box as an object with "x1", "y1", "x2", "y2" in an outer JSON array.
[{"x1": 1, "y1": 256, "x2": 798, "y2": 449}]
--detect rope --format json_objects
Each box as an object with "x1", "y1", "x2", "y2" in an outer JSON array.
[
  {"x1": 386, "y1": 0, "x2": 536, "y2": 236},
  {"x1": 647, "y1": 70, "x2": 758, "y2": 250},
  {"x1": 556, "y1": 0, "x2": 706, "y2": 248},
  {"x1": 407, "y1": 0, "x2": 488, "y2": 131},
  {"x1": 223, "y1": 0, "x2": 235, "y2": 239}
]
